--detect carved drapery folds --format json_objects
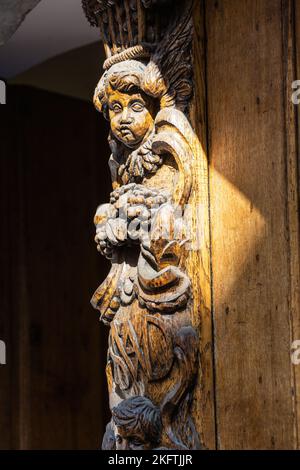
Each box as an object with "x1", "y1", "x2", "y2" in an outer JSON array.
[{"x1": 83, "y1": 0, "x2": 203, "y2": 450}]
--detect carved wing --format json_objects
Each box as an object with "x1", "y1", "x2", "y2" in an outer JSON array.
[
  {"x1": 148, "y1": 0, "x2": 193, "y2": 111},
  {"x1": 82, "y1": 0, "x2": 174, "y2": 26}
]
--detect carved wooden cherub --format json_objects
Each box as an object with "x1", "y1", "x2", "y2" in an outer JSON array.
[
  {"x1": 94, "y1": 53, "x2": 195, "y2": 322},
  {"x1": 84, "y1": 0, "x2": 202, "y2": 450}
]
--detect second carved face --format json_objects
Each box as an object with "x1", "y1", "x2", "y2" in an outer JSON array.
[{"x1": 107, "y1": 84, "x2": 155, "y2": 149}]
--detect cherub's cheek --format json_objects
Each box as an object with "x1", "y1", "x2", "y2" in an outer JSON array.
[{"x1": 110, "y1": 119, "x2": 119, "y2": 132}]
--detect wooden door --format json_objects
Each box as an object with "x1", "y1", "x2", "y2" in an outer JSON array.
[{"x1": 0, "y1": 85, "x2": 111, "y2": 449}]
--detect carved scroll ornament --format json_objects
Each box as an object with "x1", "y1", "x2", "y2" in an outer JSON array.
[{"x1": 82, "y1": 0, "x2": 203, "y2": 450}]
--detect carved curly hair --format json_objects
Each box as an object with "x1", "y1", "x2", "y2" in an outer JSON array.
[
  {"x1": 112, "y1": 396, "x2": 162, "y2": 445},
  {"x1": 93, "y1": 59, "x2": 174, "y2": 118}
]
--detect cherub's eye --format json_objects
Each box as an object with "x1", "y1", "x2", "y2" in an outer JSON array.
[
  {"x1": 111, "y1": 103, "x2": 122, "y2": 113},
  {"x1": 131, "y1": 102, "x2": 144, "y2": 112},
  {"x1": 130, "y1": 437, "x2": 144, "y2": 447}
]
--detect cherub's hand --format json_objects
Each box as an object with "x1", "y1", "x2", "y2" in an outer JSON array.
[
  {"x1": 109, "y1": 183, "x2": 136, "y2": 205},
  {"x1": 95, "y1": 185, "x2": 170, "y2": 250},
  {"x1": 94, "y1": 203, "x2": 117, "y2": 258},
  {"x1": 95, "y1": 226, "x2": 114, "y2": 259},
  {"x1": 110, "y1": 184, "x2": 169, "y2": 214},
  {"x1": 108, "y1": 184, "x2": 170, "y2": 244}
]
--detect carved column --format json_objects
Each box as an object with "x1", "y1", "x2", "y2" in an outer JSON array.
[{"x1": 82, "y1": 0, "x2": 210, "y2": 450}]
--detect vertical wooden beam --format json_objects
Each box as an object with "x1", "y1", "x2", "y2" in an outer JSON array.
[
  {"x1": 206, "y1": 0, "x2": 296, "y2": 449},
  {"x1": 190, "y1": 0, "x2": 216, "y2": 450},
  {"x1": 295, "y1": 0, "x2": 300, "y2": 147},
  {"x1": 291, "y1": 0, "x2": 300, "y2": 448}
]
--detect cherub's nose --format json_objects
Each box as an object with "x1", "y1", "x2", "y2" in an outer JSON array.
[{"x1": 120, "y1": 108, "x2": 133, "y2": 124}]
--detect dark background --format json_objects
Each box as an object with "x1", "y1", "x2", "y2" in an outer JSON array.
[{"x1": 0, "y1": 85, "x2": 111, "y2": 449}]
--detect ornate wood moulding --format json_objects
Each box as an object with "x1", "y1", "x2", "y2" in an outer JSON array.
[{"x1": 82, "y1": 0, "x2": 204, "y2": 450}]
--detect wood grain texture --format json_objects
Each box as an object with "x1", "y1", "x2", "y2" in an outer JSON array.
[
  {"x1": 206, "y1": 0, "x2": 297, "y2": 449},
  {"x1": 281, "y1": 0, "x2": 300, "y2": 449},
  {"x1": 293, "y1": 0, "x2": 300, "y2": 448},
  {"x1": 0, "y1": 86, "x2": 111, "y2": 449},
  {"x1": 189, "y1": 0, "x2": 216, "y2": 450},
  {"x1": 296, "y1": 0, "x2": 300, "y2": 149}
]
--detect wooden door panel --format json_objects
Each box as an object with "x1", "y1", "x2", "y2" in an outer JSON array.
[{"x1": 0, "y1": 86, "x2": 111, "y2": 449}]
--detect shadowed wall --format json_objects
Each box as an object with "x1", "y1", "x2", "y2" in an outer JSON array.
[{"x1": 0, "y1": 85, "x2": 111, "y2": 449}]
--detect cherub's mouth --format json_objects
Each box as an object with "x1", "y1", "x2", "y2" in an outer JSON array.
[{"x1": 119, "y1": 127, "x2": 133, "y2": 137}]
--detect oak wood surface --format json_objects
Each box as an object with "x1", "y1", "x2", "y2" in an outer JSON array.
[
  {"x1": 190, "y1": 0, "x2": 216, "y2": 450},
  {"x1": 293, "y1": 0, "x2": 300, "y2": 447},
  {"x1": 206, "y1": 0, "x2": 297, "y2": 450}
]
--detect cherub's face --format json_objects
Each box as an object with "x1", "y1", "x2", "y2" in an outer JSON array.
[
  {"x1": 115, "y1": 425, "x2": 152, "y2": 450},
  {"x1": 107, "y1": 85, "x2": 155, "y2": 149}
]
